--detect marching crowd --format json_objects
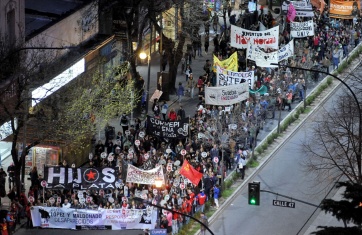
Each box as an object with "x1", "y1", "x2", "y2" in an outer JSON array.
[{"x1": 1, "y1": 4, "x2": 361, "y2": 235}]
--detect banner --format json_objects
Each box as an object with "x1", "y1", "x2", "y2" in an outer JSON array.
[
  {"x1": 31, "y1": 206, "x2": 157, "y2": 230},
  {"x1": 329, "y1": 0, "x2": 360, "y2": 19},
  {"x1": 282, "y1": 1, "x2": 314, "y2": 16},
  {"x1": 290, "y1": 20, "x2": 314, "y2": 38},
  {"x1": 230, "y1": 25, "x2": 279, "y2": 49},
  {"x1": 287, "y1": 3, "x2": 297, "y2": 22},
  {"x1": 246, "y1": 43, "x2": 278, "y2": 68},
  {"x1": 213, "y1": 52, "x2": 238, "y2": 72},
  {"x1": 146, "y1": 117, "x2": 189, "y2": 138},
  {"x1": 216, "y1": 66, "x2": 255, "y2": 88},
  {"x1": 278, "y1": 39, "x2": 294, "y2": 62},
  {"x1": 205, "y1": 83, "x2": 249, "y2": 105},
  {"x1": 126, "y1": 165, "x2": 165, "y2": 185},
  {"x1": 179, "y1": 160, "x2": 203, "y2": 186},
  {"x1": 43, "y1": 167, "x2": 118, "y2": 190}
]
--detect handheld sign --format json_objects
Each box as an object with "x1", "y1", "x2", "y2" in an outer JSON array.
[
  {"x1": 180, "y1": 182, "x2": 185, "y2": 189},
  {"x1": 166, "y1": 163, "x2": 173, "y2": 172},
  {"x1": 41, "y1": 180, "x2": 47, "y2": 188},
  {"x1": 213, "y1": 157, "x2": 219, "y2": 164},
  {"x1": 135, "y1": 140, "x2": 140, "y2": 146},
  {"x1": 128, "y1": 148, "x2": 134, "y2": 154},
  {"x1": 28, "y1": 196, "x2": 34, "y2": 203},
  {"x1": 86, "y1": 196, "x2": 92, "y2": 203},
  {"x1": 49, "y1": 197, "x2": 55, "y2": 204},
  {"x1": 125, "y1": 130, "x2": 131, "y2": 136},
  {"x1": 108, "y1": 197, "x2": 114, "y2": 203},
  {"x1": 78, "y1": 192, "x2": 83, "y2": 199},
  {"x1": 201, "y1": 152, "x2": 207, "y2": 158},
  {"x1": 79, "y1": 198, "x2": 85, "y2": 204},
  {"x1": 180, "y1": 149, "x2": 187, "y2": 156},
  {"x1": 144, "y1": 153, "x2": 149, "y2": 160},
  {"x1": 139, "y1": 131, "x2": 145, "y2": 138},
  {"x1": 101, "y1": 152, "x2": 107, "y2": 159}
]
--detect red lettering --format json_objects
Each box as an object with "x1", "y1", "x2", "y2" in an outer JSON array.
[{"x1": 236, "y1": 35, "x2": 249, "y2": 44}]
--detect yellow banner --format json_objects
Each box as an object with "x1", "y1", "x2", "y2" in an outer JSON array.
[{"x1": 213, "y1": 52, "x2": 238, "y2": 72}]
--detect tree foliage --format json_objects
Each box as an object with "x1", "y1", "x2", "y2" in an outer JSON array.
[
  {"x1": 302, "y1": 93, "x2": 361, "y2": 185},
  {"x1": 312, "y1": 181, "x2": 362, "y2": 234}
]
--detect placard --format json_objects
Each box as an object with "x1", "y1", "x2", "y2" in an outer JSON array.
[
  {"x1": 126, "y1": 165, "x2": 165, "y2": 185},
  {"x1": 146, "y1": 117, "x2": 189, "y2": 139},
  {"x1": 230, "y1": 25, "x2": 279, "y2": 49},
  {"x1": 216, "y1": 66, "x2": 255, "y2": 88},
  {"x1": 290, "y1": 20, "x2": 314, "y2": 38},
  {"x1": 205, "y1": 83, "x2": 249, "y2": 105}
]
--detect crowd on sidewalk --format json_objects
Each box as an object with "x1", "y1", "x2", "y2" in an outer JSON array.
[{"x1": 6, "y1": 4, "x2": 362, "y2": 235}]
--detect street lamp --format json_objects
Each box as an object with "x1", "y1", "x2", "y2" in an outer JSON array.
[
  {"x1": 271, "y1": 63, "x2": 362, "y2": 183},
  {"x1": 153, "y1": 177, "x2": 164, "y2": 228},
  {"x1": 139, "y1": 24, "x2": 152, "y2": 116}
]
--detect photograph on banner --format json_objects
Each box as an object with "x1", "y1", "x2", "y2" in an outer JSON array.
[
  {"x1": 126, "y1": 165, "x2": 165, "y2": 185},
  {"x1": 213, "y1": 52, "x2": 238, "y2": 72},
  {"x1": 329, "y1": 0, "x2": 360, "y2": 19},
  {"x1": 246, "y1": 43, "x2": 278, "y2": 68},
  {"x1": 146, "y1": 116, "x2": 189, "y2": 138},
  {"x1": 216, "y1": 66, "x2": 255, "y2": 88},
  {"x1": 43, "y1": 166, "x2": 119, "y2": 190},
  {"x1": 290, "y1": 20, "x2": 314, "y2": 38},
  {"x1": 205, "y1": 83, "x2": 249, "y2": 106},
  {"x1": 230, "y1": 25, "x2": 279, "y2": 49}
]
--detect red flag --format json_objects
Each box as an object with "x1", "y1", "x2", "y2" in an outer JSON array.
[{"x1": 179, "y1": 160, "x2": 203, "y2": 186}]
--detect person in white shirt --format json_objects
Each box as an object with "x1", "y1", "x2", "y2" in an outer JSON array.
[{"x1": 62, "y1": 199, "x2": 71, "y2": 208}]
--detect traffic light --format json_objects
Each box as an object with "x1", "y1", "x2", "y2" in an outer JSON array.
[{"x1": 248, "y1": 182, "x2": 260, "y2": 206}]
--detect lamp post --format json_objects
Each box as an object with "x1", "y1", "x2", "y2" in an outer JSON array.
[
  {"x1": 154, "y1": 178, "x2": 163, "y2": 228},
  {"x1": 139, "y1": 24, "x2": 152, "y2": 116},
  {"x1": 271, "y1": 63, "x2": 362, "y2": 183}
]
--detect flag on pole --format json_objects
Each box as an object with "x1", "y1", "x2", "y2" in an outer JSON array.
[
  {"x1": 287, "y1": 3, "x2": 296, "y2": 22},
  {"x1": 179, "y1": 160, "x2": 203, "y2": 186}
]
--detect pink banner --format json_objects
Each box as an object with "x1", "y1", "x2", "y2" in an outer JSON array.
[{"x1": 287, "y1": 3, "x2": 296, "y2": 22}]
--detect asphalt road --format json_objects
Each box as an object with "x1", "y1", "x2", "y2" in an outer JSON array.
[
  {"x1": 15, "y1": 228, "x2": 143, "y2": 235},
  {"x1": 208, "y1": 69, "x2": 360, "y2": 235}
]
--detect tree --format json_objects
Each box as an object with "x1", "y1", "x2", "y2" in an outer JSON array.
[
  {"x1": 312, "y1": 181, "x2": 362, "y2": 234},
  {"x1": 302, "y1": 92, "x2": 361, "y2": 186},
  {"x1": 55, "y1": 61, "x2": 138, "y2": 149}
]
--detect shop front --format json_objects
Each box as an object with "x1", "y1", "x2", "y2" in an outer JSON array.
[{"x1": 26, "y1": 146, "x2": 61, "y2": 176}]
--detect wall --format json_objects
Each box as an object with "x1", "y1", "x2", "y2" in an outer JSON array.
[{"x1": 0, "y1": 0, "x2": 25, "y2": 44}]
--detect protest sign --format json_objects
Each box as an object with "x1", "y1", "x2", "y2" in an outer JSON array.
[
  {"x1": 213, "y1": 52, "x2": 238, "y2": 72},
  {"x1": 146, "y1": 117, "x2": 189, "y2": 138},
  {"x1": 31, "y1": 206, "x2": 157, "y2": 230},
  {"x1": 230, "y1": 25, "x2": 279, "y2": 49},
  {"x1": 43, "y1": 167, "x2": 118, "y2": 190},
  {"x1": 246, "y1": 43, "x2": 278, "y2": 68},
  {"x1": 126, "y1": 165, "x2": 165, "y2": 185},
  {"x1": 205, "y1": 83, "x2": 249, "y2": 105},
  {"x1": 290, "y1": 20, "x2": 314, "y2": 38},
  {"x1": 216, "y1": 66, "x2": 255, "y2": 88},
  {"x1": 329, "y1": 0, "x2": 360, "y2": 19}
]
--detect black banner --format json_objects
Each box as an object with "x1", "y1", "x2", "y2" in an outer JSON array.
[
  {"x1": 43, "y1": 167, "x2": 119, "y2": 190},
  {"x1": 146, "y1": 117, "x2": 189, "y2": 138}
]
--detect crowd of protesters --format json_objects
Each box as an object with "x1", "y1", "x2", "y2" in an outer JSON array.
[{"x1": 2, "y1": 4, "x2": 361, "y2": 235}]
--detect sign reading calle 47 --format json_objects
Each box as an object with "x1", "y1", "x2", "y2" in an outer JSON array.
[
  {"x1": 44, "y1": 167, "x2": 119, "y2": 190},
  {"x1": 272, "y1": 200, "x2": 296, "y2": 208}
]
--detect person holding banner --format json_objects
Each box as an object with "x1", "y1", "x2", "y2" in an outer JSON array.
[{"x1": 187, "y1": 74, "x2": 196, "y2": 98}]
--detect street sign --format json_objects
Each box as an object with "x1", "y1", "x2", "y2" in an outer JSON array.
[
  {"x1": 41, "y1": 180, "x2": 47, "y2": 188},
  {"x1": 213, "y1": 157, "x2": 219, "y2": 164},
  {"x1": 28, "y1": 196, "x2": 34, "y2": 203},
  {"x1": 180, "y1": 149, "x2": 187, "y2": 156},
  {"x1": 272, "y1": 200, "x2": 295, "y2": 208},
  {"x1": 135, "y1": 140, "x2": 140, "y2": 146}
]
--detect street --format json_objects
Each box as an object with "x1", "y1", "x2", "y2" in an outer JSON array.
[
  {"x1": 207, "y1": 67, "x2": 361, "y2": 234},
  {"x1": 15, "y1": 228, "x2": 142, "y2": 235}
]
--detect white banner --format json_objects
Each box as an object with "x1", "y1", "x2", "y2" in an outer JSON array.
[
  {"x1": 126, "y1": 165, "x2": 165, "y2": 185},
  {"x1": 290, "y1": 20, "x2": 314, "y2": 38},
  {"x1": 216, "y1": 66, "x2": 255, "y2": 88},
  {"x1": 31, "y1": 206, "x2": 157, "y2": 230},
  {"x1": 278, "y1": 40, "x2": 294, "y2": 62},
  {"x1": 296, "y1": 11, "x2": 314, "y2": 17},
  {"x1": 230, "y1": 25, "x2": 279, "y2": 49},
  {"x1": 205, "y1": 83, "x2": 249, "y2": 105},
  {"x1": 246, "y1": 44, "x2": 278, "y2": 68}
]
